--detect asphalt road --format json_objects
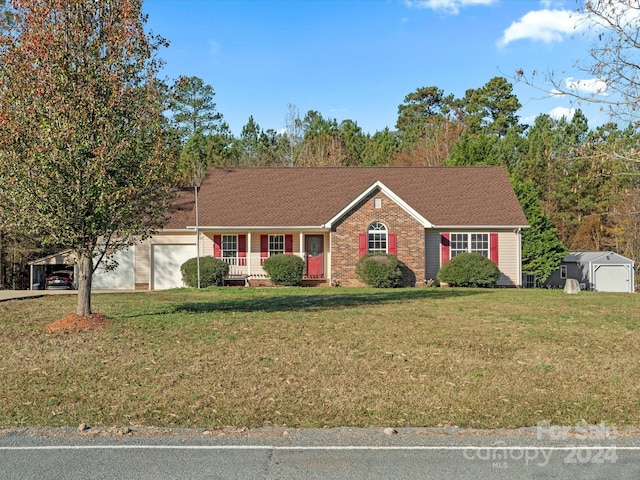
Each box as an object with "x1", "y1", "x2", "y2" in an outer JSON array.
[
  {"x1": 1, "y1": 292, "x2": 639, "y2": 478},
  {"x1": 1, "y1": 426, "x2": 639, "y2": 479}
]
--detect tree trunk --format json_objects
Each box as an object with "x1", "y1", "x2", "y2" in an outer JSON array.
[
  {"x1": 0, "y1": 230, "x2": 3, "y2": 288},
  {"x1": 76, "y1": 252, "x2": 92, "y2": 316}
]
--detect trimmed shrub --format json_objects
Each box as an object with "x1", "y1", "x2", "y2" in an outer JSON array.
[
  {"x1": 262, "y1": 254, "x2": 305, "y2": 286},
  {"x1": 356, "y1": 253, "x2": 405, "y2": 288},
  {"x1": 436, "y1": 252, "x2": 500, "y2": 287},
  {"x1": 181, "y1": 256, "x2": 229, "y2": 288}
]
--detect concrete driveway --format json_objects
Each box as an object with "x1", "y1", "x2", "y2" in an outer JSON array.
[{"x1": 0, "y1": 289, "x2": 77, "y2": 302}]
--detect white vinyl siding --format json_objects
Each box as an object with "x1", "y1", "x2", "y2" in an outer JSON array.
[
  {"x1": 427, "y1": 229, "x2": 522, "y2": 287},
  {"x1": 496, "y1": 230, "x2": 520, "y2": 286}
]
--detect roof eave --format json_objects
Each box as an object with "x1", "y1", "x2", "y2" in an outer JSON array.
[
  {"x1": 187, "y1": 226, "x2": 329, "y2": 231},
  {"x1": 432, "y1": 224, "x2": 530, "y2": 230}
]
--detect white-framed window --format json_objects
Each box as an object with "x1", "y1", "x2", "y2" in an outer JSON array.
[
  {"x1": 368, "y1": 222, "x2": 387, "y2": 253},
  {"x1": 222, "y1": 235, "x2": 237, "y2": 265},
  {"x1": 269, "y1": 234, "x2": 284, "y2": 256},
  {"x1": 450, "y1": 233, "x2": 489, "y2": 258},
  {"x1": 560, "y1": 265, "x2": 567, "y2": 279}
]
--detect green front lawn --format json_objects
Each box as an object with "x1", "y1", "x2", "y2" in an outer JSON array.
[{"x1": 1, "y1": 287, "x2": 638, "y2": 429}]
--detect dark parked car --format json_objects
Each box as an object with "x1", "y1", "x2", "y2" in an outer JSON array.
[{"x1": 45, "y1": 270, "x2": 75, "y2": 290}]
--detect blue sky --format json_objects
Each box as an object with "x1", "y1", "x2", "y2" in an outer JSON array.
[{"x1": 143, "y1": 0, "x2": 608, "y2": 136}]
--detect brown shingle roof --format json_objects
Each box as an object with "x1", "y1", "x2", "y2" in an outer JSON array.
[{"x1": 163, "y1": 166, "x2": 528, "y2": 229}]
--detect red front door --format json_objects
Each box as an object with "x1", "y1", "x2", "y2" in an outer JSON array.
[{"x1": 306, "y1": 235, "x2": 324, "y2": 278}]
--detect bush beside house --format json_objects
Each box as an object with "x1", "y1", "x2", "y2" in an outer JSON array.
[
  {"x1": 437, "y1": 252, "x2": 500, "y2": 287},
  {"x1": 181, "y1": 256, "x2": 229, "y2": 288},
  {"x1": 262, "y1": 254, "x2": 305, "y2": 286},
  {"x1": 356, "y1": 253, "x2": 405, "y2": 288}
]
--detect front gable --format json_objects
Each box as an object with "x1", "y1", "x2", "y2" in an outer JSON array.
[
  {"x1": 330, "y1": 187, "x2": 427, "y2": 286},
  {"x1": 324, "y1": 181, "x2": 433, "y2": 229}
]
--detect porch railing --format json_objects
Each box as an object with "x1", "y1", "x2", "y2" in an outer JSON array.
[
  {"x1": 218, "y1": 255, "x2": 323, "y2": 279},
  {"x1": 219, "y1": 256, "x2": 268, "y2": 277}
]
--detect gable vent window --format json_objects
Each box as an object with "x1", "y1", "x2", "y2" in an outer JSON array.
[{"x1": 374, "y1": 198, "x2": 382, "y2": 209}]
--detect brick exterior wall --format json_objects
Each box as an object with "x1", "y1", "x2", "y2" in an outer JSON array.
[{"x1": 331, "y1": 189, "x2": 425, "y2": 286}]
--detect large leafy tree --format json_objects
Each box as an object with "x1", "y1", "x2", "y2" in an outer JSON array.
[{"x1": 0, "y1": 0, "x2": 176, "y2": 316}]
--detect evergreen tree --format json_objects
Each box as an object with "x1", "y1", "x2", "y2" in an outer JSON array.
[{"x1": 513, "y1": 180, "x2": 567, "y2": 285}]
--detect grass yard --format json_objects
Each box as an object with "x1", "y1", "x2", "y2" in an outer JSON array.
[{"x1": 0, "y1": 287, "x2": 638, "y2": 429}]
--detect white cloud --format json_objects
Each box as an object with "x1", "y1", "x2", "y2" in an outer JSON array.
[
  {"x1": 549, "y1": 106, "x2": 575, "y2": 121},
  {"x1": 405, "y1": 0, "x2": 497, "y2": 15},
  {"x1": 209, "y1": 39, "x2": 221, "y2": 57},
  {"x1": 497, "y1": 9, "x2": 585, "y2": 46},
  {"x1": 539, "y1": 0, "x2": 565, "y2": 8},
  {"x1": 565, "y1": 77, "x2": 608, "y2": 96}
]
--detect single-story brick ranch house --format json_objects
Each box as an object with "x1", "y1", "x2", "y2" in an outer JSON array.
[
  {"x1": 30, "y1": 166, "x2": 529, "y2": 290},
  {"x1": 114, "y1": 165, "x2": 529, "y2": 289}
]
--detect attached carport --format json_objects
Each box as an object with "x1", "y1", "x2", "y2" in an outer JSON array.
[
  {"x1": 28, "y1": 250, "x2": 77, "y2": 290},
  {"x1": 29, "y1": 248, "x2": 135, "y2": 291}
]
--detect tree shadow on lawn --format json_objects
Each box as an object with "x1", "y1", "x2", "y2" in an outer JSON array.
[{"x1": 173, "y1": 288, "x2": 489, "y2": 315}]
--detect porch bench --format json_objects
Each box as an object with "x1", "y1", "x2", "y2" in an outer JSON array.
[{"x1": 223, "y1": 274, "x2": 249, "y2": 287}]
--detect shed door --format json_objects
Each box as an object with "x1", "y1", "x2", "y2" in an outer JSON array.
[
  {"x1": 594, "y1": 265, "x2": 630, "y2": 293},
  {"x1": 152, "y1": 244, "x2": 196, "y2": 290}
]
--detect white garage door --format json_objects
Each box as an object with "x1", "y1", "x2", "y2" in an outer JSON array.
[
  {"x1": 152, "y1": 244, "x2": 196, "y2": 290},
  {"x1": 93, "y1": 247, "x2": 134, "y2": 290},
  {"x1": 594, "y1": 265, "x2": 631, "y2": 293}
]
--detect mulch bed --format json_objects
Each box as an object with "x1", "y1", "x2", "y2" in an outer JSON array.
[{"x1": 45, "y1": 313, "x2": 112, "y2": 333}]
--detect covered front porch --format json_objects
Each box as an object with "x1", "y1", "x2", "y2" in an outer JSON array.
[{"x1": 197, "y1": 230, "x2": 330, "y2": 284}]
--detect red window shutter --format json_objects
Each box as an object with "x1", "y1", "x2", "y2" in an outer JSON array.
[
  {"x1": 490, "y1": 233, "x2": 499, "y2": 264},
  {"x1": 441, "y1": 233, "x2": 450, "y2": 264},
  {"x1": 359, "y1": 233, "x2": 367, "y2": 258},
  {"x1": 238, "y1": 234, "x2": 247, "y2": 266},
  {"x1": 388, "y1": 233, "x2": 397, "y2": 256},
  {"x1": 285, "y1": 234, "x2": 293, "y2": 254},
  {"x1": 260, "y1": 235, "x2": 268, "y2": 259},
  {"x1": 213, "y1": 235, "x2": 222, "y2": 258}
]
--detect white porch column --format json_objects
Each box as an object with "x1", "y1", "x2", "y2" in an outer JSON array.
[
  {"x1": 247, "y1": 232, "x2": 252, "y2": 276},
  {"x1": 299, "y1": 232, "x2": 305, "y2": 258},
  {"x1": 328, "y1": 231, "x2": 332, "y2": 285}
]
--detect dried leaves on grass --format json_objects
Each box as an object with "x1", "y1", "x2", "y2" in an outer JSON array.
[{"x1": 1, "y1": 288, "x2": 639, "y2": 429}]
